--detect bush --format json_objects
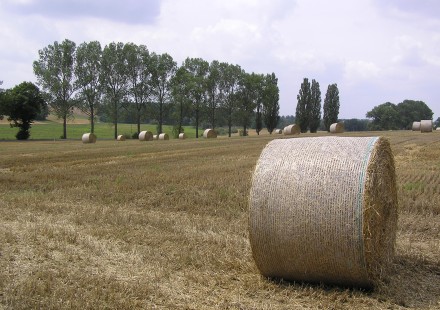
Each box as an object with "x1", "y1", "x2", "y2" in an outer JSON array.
[
  {"x1": 132, "y1": 132, "x2": 139, "y2": 139},
  {"x1": 215, "y1": 127, "x2": 228, "y2": 136}
]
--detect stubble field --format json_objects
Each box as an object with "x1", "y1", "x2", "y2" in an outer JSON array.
[{"x1": 0, "y1": 131, "x2": 439, "y2": 309}]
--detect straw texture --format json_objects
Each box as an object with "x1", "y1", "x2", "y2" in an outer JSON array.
[
  {"x1": 159, "y1": 133, "x2": 169, "y2": 140},
  {"x1": 117, "y1": 135, "x2": 126, "y2": 141},
  {"x1": 330, "y1": 122, "x2": 344, "y2": 133},
  {"x1": 420, "y1": 120, "x2": 433, "y2": 132},
  {"x1": 139, "y1": 131, "x2": 153, "y2": 141},
  {"x1": 274, "y1": 129, "x2": 282, "y2": 134},
  {"x1": 249, "y1": 136, "x2": 397, "y2": 288},
  {"x1": 283, "y1": 124, "x2": 300, "y2": 135},
  {"x1": 412, "y1": 122, "x2": 421, "y2": 131},
  {"x1": 82, "y1": 133, "x2": 97, "y2": 144},
  {"x1": 179, "y1": 133, "x2": 186, "y2": 139},
  {"x1": 203, "y1": 129, "x2": 217, "y2": 138}
]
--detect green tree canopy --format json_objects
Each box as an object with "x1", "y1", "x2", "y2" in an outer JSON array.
[
  {"x1": 323, "y1": 83, "x2": 340, "y2": 131},
  {"x1": 309, "y1": 79, "x2": 321, "y2": 133},
  {"x1": 396, "y1": 100, "x2": 433, "y2": 129},
  {"x1": 262, "y1": 73, "x2": 280, "y2": 134},
  {"x1": 295, "y1": 78, "x2": 311, "y2": 133},
  {"x1": 366, "y1": 102, "x2": 400, "y2": 130},
  {"x1": 0, "y1": 82, "x2": 45, "y2": 140}
]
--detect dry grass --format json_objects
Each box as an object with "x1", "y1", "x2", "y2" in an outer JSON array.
[{"x1": 0, "y1": 131, "x2": 439, "y2": 309}]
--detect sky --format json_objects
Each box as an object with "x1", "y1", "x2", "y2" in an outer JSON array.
[{"x1": 1, "y1": 0, "x2": 439, "y2": 119}]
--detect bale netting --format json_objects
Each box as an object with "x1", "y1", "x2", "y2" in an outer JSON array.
[
  {"x1": 203, "y1": 128, "x2": 217, "y2": 139},
  {"x1": 179, "y1": 133, "x2": 186, "y2": 139},
  {"x1": 159, "y1": 133, "x2": 169, "y2": 140},
  {"x1": 412, "y1": 121, "x2": 421, "y2": 131},
  {"x1": 82, "y1": 133, "x2": 97, "y2": 144},
  {"x1": 117, "y1": 135, "x2": 126, "y2": 141},
  {"x1": 249, "y1": 136, "x2": 398, "y2": 288},
  {"x1": 274, "y1": 129, "x2": 283, "y2": 134},
  {"x1": 139, "y1": 131, "x2": 153, "y2": 141},
  {"x1": 283, "y1": 124, "x2": 300, "y2": 135},
  {"x1": 330, "y1": 122, "x2": 344, "y2": 133},
  {"x1": 420, "y1": 120, "x2": 433, "y2": 133}
]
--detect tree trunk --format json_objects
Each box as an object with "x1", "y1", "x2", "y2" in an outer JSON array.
[
  {"x1": 114, "y1": 102, "x2": 118, "y2": 140},
  {"x1": 63, "y1": 115, "x2": 67, "y2": 139},
  {"x1": 137, "y1": 113, "x2": 141, "y2": 135},
  {"x1": 159, "y1": 100, "x2": 163, "y2": 134},
  {"x1": 90, "y1": 107, "x2": 94, "y2": 134},
  {"x1": 195, "y1": 108, "x2": 199, "y2": 138}
]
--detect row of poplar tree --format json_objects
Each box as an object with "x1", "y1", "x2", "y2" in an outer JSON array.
[
  {"x1": 33, "y1": 39, "x2": 280, "y2": 139},
  {"x1": 295, "y1": 78, "x2": 340, "y2": 133}
]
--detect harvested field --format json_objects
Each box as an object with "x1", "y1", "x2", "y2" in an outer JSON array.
[{"x1": 0, "y1": 131, "x2": 439, "y2": 309}]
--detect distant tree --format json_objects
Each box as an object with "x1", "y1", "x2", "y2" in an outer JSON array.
[
  {"x1": 277, "y1": 115, "x2": 295, "y2": 129},
  {"x1": 35, "y1": 101, "x2": 49, "y2": 120},
  {"x1": 366, "y1": 102, "x2": 400, "y2": 130},
  {"x1": 184, "y1": 58, "x2": 209, "y2": 138},
  {"x1": 206, "y1": 60, "x2": 223, "y2": 129},
  {"x1": 75, "y1": 40, "x2": 102, "y2": 134},
  {"x1": 236, "y1": 72, "x2": 259, "y2": 136},
  {"x1": 342, "y1": 119, "x2": 369, "y2": 131},
  {"x1": 101, "y1": 42, "x2": 129, "y2": 139},
  {"x1": 1, "y1": 82, "x2": 45, "y2": 140},
  {"x1": 435, "y1": 117, "x2": 440, "y2": 128},
  {"x1": 262, "y1": 73, "x2": 280, "y2": 134},
  {"x1": 171, "y1": 66, "x2": 192, "y2": 137},
  {"x1": 295, "y1": 78, "x2": 311, "y2": 133},
  {"x1": 125, "y1": 43, "x2": 152, "y2": 134},
  {"x1": 150, "y1": 52, "x2": 176, "y2": 134},
  {"x1": 33, "y1": 39, "x2": 78, "y2": 139},
  {"x1": 323, "y1": 83, "x2": 340, "y2": 132},
  {"x1": 220, "y1": 63, "x2": 242, "y2": 137},
  {"x1": 253, "y1": 74, "x2": 264, "y2": 135},
  {"x1": 396, "y1": 100, "x2": 433, "y2": 129},
  {"x1": 309, "y1": 79, "x2": 321, "y2": 133}
]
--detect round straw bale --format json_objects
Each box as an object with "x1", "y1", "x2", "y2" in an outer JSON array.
[
  {"x1": 139, "y1": 130, "x2": 153, "y2": 141},
  {"x1": 203, "y1": 128, "x2": 217, "y2": 138},
  {"x1": 412, "y1": 121, "x2": 421, "y2": 131},
  {"x1": 283, "y1": 124, "x2": 300, "y2": 135},
  {"x1": 420, "y1": 120, "x2": 433, "y2": 132},
  {"x1": 274, "y1": 129, "x2": 283, "y2": 134},
  {"x1": 159, "y1": 133, "x2": 169, "y2": 140},
  {"x1": 117, "y1": 135, "x2": 126, "y2": 141},
  {"x1": 330, "y1": 122, "x2": 344, "y2": 133},
  {"x1": 153, "y1": 134, "x2": 158, "y2": 140},
  {"x1": 436, "y1": 127, "x2": 440, "y2": 131},
  {"x1": 249, "y1": 136, "x2": 397, "y2": 288},
  {"x1": 179, "y1": 133, "x2": 186, "y2": 139},
  {"x1": 82, "y1": 133, "x2": 97, "y2": 144}
]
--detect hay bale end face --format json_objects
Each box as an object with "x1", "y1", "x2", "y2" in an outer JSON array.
[
  {"x1": 412, "y1": 121, "x2": 421, "y2": 131},
  {"x1": 274, "y1": 129, "x2": 283, "y2": 134},
  {"x1": 139, "y1": 131, "x2": 153, "y2": 141},
  {"x1": 203, "y1": 128, "x2": 217, "y2": 139},
  {"x1": 179, "y1": 133, "x2": 186, "y2": 139},
  {"x1": 153, "y1": 134, "x2": 158, "y2": 140},
  {"x1": 249, "y1": 136, "x2": 397, "y2": 288},
  {"x1": 117, "y1": 135, "x2": 126, "y2": 141},
  {"x1": 330, "y1": 122, "x2": 344, "y2": 133},
  {"x1": 420, "y1": 120, "x2": 433, "y2": 133},
  {"x1": 159, "y1": 133, "x2": 169, "y2": 140},
  {"x1": 283, "y1": 124, "x2": 300, "y2": 135},
  {"x1": 82, "y1": 133, "x2": 97, "y2": 144}
]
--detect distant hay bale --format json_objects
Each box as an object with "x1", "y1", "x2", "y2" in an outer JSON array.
[
  {"x1": 159, "y1": 133, "x2": 169, "y2": 140},
  {"x1": 274, "y1": 129, "x2": 283, "y2": 134},
  {"x1": 283, "y1": 124, "x2": 300, "y2": 135},
  {"x1": 436, "y1": 127, "x2": 440, "y2": 131},
  {"x1": 412, "y1": 121, "x2": 421, "y2": 131},
  {"x1": 179, "y1": 133, "x2": 186, "y2": 139},
  {"x1": 420, "y1": 120, "x2": 433, "y2": 133},
  {"x1": 139, "y1": 131, "x2": 153, "y2": 141},
  {"x1": 153, "y1": 134, "x2": 158, "y2": 140},
  {"x1": 82, "y1": 133, "x2": 96, "y2": 144},
  {"x1": 203, "y1": 128, "x2": 217, "y2": 139},
  {"x1": 117, "y1": 135, "x2": 126, "y2": 141},
  {"x1": 330, "y1": 122, "x2": 344, "y2": 133},
  {"x1": 249, "y1": 136, "x2": 397, "y2": 288}
]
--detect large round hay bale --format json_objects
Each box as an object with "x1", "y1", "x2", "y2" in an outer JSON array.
[
  {"x1": 274, "y1": 129, "x2": 282, "y2": 134},
  {"x1": 139, "y1": 131, "x2": 153, "y2": 141},
  {"x1": 249, "y1": 136, "x2": 397, "y2": 288},
  {"x1": 179, "y1": 133, "x2": 186, "y2": 139},
  {"x1": 330, "y1": 122, "x2": 344, "y2": 133},
  {"x1": 159, "y1": 133, "x2": 169, "y2": 140},
  {"x1": 82, "y1": 133, "x2": 96, "y2": 144},
  {"x1": 420, "y1": 120, "x2": 433, "y2": 132},
  {"x1": 412, "y1": 121, "x2": 421, "y2": 131},
  {"x1": 283, "y1": 124, "x2": 300, "y2": 135},
  {"x1": 117, "y1": 135, "x2": 126, "y2": 141},
  {"x1": 203, "y1": 128, "x2": 217, "y2": 139}
]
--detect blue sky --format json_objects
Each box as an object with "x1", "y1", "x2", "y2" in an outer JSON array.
[{"x1": 1, "y1": 0, "x2": 439, "y2": 119}]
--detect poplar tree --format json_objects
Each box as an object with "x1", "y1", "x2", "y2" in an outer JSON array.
[
  {"x1": 309, "y1": 79, "x2": 321, "y2": 133},
  {"x1": 295, "y1": 78, "x2": 311, "y2": 133},
  {"x1": 262, "y1": 73, "x2": 280, "y2": 134},
  {"x1": 323, "y1": 83, "x2": 340, "y2": 131}
]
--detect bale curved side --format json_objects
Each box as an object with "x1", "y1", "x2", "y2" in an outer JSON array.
[
  {"x1": 283, "y1": 124, "x2": 300, "y2": 135},
  {"x1": 330, "y1": 122, "x2": 344, "y2": 133},
  {"x1": 179, "y1": 133, "x2": 186, "y2": 139},
  {"x1": 139, "y1": 131, "x2": 153, "y2": 141},
  {"x1": 420, "y1": 120, "x2": 433, "y2": 132},
  {"x1": 412, "y1": 122, "x2": 421, "y2": 131},
  {"x1": 82, "y1": 133, "x2": 97, "y2": 144},
  {"x1": 203, "y1": 129, "x2": 217, "y2": 139},
  {"x1": 249, "y1": 136, "x2": 397, "y2": 288},
  {"x1": 117, "y1": 135, "x2": 126, "y2": 141},
  {"x1": 274, "y1": 129, "x2": 282, "y2": 134},
  {"x1": 159, "y1": 133, "x2": 169, "y2": 140}
]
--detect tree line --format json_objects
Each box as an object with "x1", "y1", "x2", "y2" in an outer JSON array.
[{"x1": 31, "y1": 39, "x2": 280, "y2": 139}]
